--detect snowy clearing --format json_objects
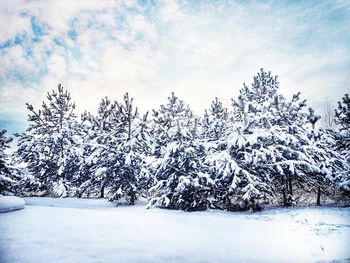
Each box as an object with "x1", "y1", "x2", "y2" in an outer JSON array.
[
  {"x1": 0, "y1": 198, "x2": 349, "y2": 263},
  {"x1": 0, "y1": 195, "x2": 25, "y2": 213}
]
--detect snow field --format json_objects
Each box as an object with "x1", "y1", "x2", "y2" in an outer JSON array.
[
  {"x1": 0, "y1": 197, "x2": 349, "y2": 263},
  {"x1": 0, "y1": 195, "x2": 25, "y2": 213}
]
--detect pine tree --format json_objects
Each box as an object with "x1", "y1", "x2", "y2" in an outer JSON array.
[
  {"x1": 334, "y1": 94, "x2": 350, "y2": 198},
  {"x1": 148, "y1": 94, "x2": 213, "y2": 211},
  {"x1": 82, "y1": 93, "x2": 151, "y2": 204},
  {"x1": 335, "y1": 94, "x2": 350, "y2": 130},
  {"x1": 334, "y1": 94, "x2": 350, "y2": 163},
  {"x1": 205, "y1": 127, "x2": 273, "y2": 211},
  {"x1": 109, "y1": 93, "x2": 151, "y2": 203},
  {"x1": 150, "y1": 92, "x2": 193, "y2": 160},
  {"x1": 15, "y1": 84, "x2": 82, "y2": 197},
  {"x1": 204, "y1": 69, "x2": 283, "y2": 210},
  {"x1": 307, "y1": 107, "x2": 321, "y2": 129},
  {"x1": 202, "y1": 97, "x2": 228, "y2": 141},
  {"x1": 307, "y1": 127, "x2": 349, "y2": 204},
  {"x1": 202, "y1": 97, "x2": 270, "y2": 211},
  {"x1": 0, "y1": 130, "x2": 14, "y2": 194},
  {"x1": 270, "y1": 92, "x2": 322, "y2": 206},
  {"x1": 225, "y1": 69, "x2": 347, "y2": 208},
  {"x1": 77, "y1": 97, "x2": 118, "y2": 198}
]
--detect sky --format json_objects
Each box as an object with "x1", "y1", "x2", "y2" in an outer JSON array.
[{"x1": 0, "y1": 0, "x2": 350, "y2": 134}]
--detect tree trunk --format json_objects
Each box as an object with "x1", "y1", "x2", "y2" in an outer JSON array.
[
  {"x1": 282, "y1": 189, "x2": 287, "y2": 206},
  {"x1": 285, "y1": 176, "x2": 291, "y2": 206},
  {"x1": 100, "y1": 187, "x2": 104, "y2": 198},
  {"x1": 289, "y1": 176, "x2": 293, "y2": 201},
  {"x1": 317, "y1": 187, "x2": 321, "y2": 206},
  {"x1": 282, "y1": 177, "x2": 287, "y2": 206},
  {"x1": 100, "y1": 180, "x2": 108, "y2": 198},
  {"x1": 130, "y1": 193, "x2": 135, "y2": 205}
]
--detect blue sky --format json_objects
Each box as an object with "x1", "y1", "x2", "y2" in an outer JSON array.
[{"x1": 1, "y1": 0, "x2": 350, "y2": 134}]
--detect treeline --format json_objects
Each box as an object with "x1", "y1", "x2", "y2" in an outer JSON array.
[{"x1": 0, "y1": 69, "x2": 349, "y2": 211}]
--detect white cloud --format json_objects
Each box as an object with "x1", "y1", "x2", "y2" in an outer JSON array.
[
  {"x1": 46, "y1": 54, "x2": 67, "y2": 79},
  {"x1": 0, "y1": 0, "x2": 30, "y2": 43},
  {"x1": 0, "y1": 0, "x2": 349, "y2": 132},
  {"x1": 159, "y1": 0, "x2": 184, "y2": 22},
  {"x1": 66, "y1": 44, "x2": 156, "y2": 114}
]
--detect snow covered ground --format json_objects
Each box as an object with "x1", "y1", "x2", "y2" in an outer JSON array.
[
  {"x1": 0, "y1": 195, "x2": 25, "y2": 213},
  {"x1": 0, "y1": 198, "x2": 349, "y2": 263}
]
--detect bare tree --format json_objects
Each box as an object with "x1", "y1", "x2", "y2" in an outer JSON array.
[{"x1": 321, "y1": 97, "x2": 335, "y2": 128}]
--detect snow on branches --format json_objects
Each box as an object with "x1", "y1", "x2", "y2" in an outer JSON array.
[{"x1": 8, "y1": 71, "x2": 350, "y2": 210}]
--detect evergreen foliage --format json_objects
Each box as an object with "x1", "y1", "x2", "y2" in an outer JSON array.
[
  {"x1": 148, "y1": 94, "x2": 213, "y2": 211},
  {"x1": 80, "y1": 94, "x2": 151, "y2": 204},
  {"x1": 334, "y1": 94, "x2": 350, "y2": 197},
  {"x1": 0, "y1": 130, "x2": 14, "y2": 194},
  {"x1": 7, "y1": 72, "x2": 349, "y2": 211},
  {"x1": 14, "y1": 84, "x2": 81, "y2": 197}
]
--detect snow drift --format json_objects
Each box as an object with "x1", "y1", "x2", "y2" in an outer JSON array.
[{"x1": 0, "y1": 195, "x2": 25, "y2": 213}]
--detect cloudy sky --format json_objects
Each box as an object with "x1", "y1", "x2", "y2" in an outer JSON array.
[{"x1": 1, "y1": 0, "x2": 349, "y2": 133}]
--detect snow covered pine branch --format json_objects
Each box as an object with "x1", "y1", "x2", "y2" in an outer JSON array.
[{"x1": 2, "y1": 69, "x2": 349, "y2": 211}]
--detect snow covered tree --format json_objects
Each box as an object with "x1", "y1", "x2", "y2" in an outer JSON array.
[
  {"x1": 0, "y1": 130, "x2": 14, "y2": 194},
  {"x1": 204, "y1": 128, "x2": 273, "y2": 211},
  {"x1": 204, "y1": 69, "x2": 284, "y2": 210},
  {"x1": 333, "y1": 94, "x2": 350, "y2": 198},
  {"x1": 307, "y1": 107, "x2": 321, "y2": 129},
  {"x1": 334, "y1": 94, "x2": 350, "y2": 162},
  {"x1": 15, "y1": 84, "x2": 82, "y2": 197},
  {"x1": 201, "y1": 96, "x2": 270, "y2": 211},
  {"x1": 77, "y1": 97, "x2": 118, "y2": 198},
  {"x1": 4, "y1": 70, "x2": 348, "y2": 210},
  {"x1": 307, "y1": 127, "x2": 349, "y2": 204},
  {"x1": 148, "y1": 94, "x2": 214, "y2": 211},
  {"x1": 223, "y1": 69, "x2": 347, "y2": 208},
  {"x1": 150, "y1": 92, "x2": 193, "y2": 159},
  {"x1": 82, "y1": 93, "x2": 151, "y2": 204},
  {"x1": 305, "y1": 99, "x2": 348, "y2": 205},
  {"x1": 202, "y1": 97, "x2": 228, "y2": 141},
  {"x1": 335, "y1": 94, "x2": 350, "y2": 130}
]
